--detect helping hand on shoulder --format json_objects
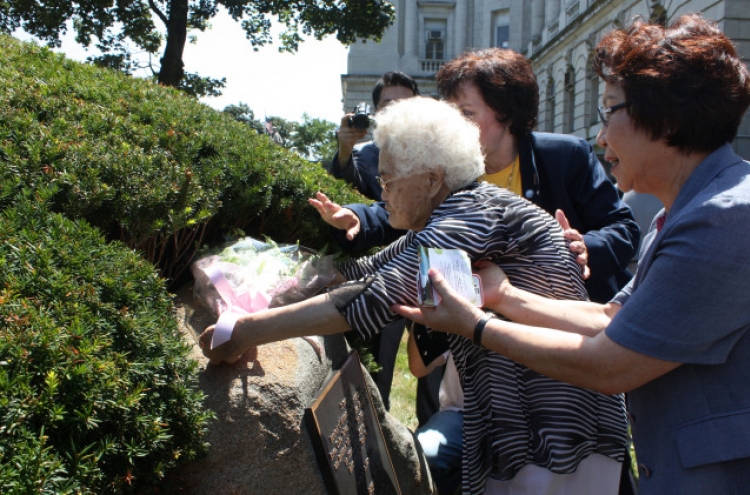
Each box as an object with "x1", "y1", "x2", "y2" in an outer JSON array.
[{"x1": 555, "y1": 209, "x2": 590, "y2": 280}]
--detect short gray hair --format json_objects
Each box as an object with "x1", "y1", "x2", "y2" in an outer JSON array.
[{"x1": 373, "y1": 97, "x2": 485, "y2": 191}]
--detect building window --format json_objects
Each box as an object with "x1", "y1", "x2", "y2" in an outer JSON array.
[
  {"x1": 586, "y1": 63, "x2": 600, "y2": 127},
  {"x1": 546, "y1": 78, "x2": 556, "y2": 132},
  {"x1": 565, "y1": 0, "x2": 580, "y2": 21},
  {"x1": 493, "y1": 11, "x2": 510, "y2": 49},
  {"x1": 425, "y1": 20, "x2": 447, "y2": 60},
  {"x1": 563, "y1": 65, "x2": 575, "y2": 133}
]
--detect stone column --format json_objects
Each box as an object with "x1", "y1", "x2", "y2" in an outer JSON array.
[
  {"x1": 454, "y1": 0, "x2": 468, "y2": 55},
  {"x1": 545, "y1": 0, "x2": 560, "y2": 28},
  {"x1": 404, "y1": 0, "x2": 418, "y2": 59},
  {"x1": 531, "y1": 0, "x2": 545, "y2": 41}
]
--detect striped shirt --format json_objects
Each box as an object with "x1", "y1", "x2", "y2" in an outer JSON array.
[{"x1": 337, "y1": 182, "x2": 627, "y2": 494}]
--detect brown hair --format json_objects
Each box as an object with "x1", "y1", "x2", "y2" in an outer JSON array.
[
  {"x1": 437, "y1": 48, "x2": 539, "y2": 137},
  {"x1": 594, "y1": 13, "x2": 750, "y2": 153}
]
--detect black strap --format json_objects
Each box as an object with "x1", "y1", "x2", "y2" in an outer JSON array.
[{"x1": 473, "y1": 313, "x2": 493, "y2": 347}]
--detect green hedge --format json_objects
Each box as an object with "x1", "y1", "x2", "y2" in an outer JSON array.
[
  {"x1": 0, "y1": 34, "x2": 372, "y2": 492},
  {"x1": 0, "y1": 190, "x2": 211, "y2": 493},
  {"x1": 0, "y1": 34, "x2": 365, "y2": 286}
]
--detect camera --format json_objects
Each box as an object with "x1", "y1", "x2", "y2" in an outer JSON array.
[{"x1": 347, "y1": 102, "x2": 373, "y2": 129}]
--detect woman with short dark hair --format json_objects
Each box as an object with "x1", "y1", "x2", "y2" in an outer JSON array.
[
  {"x1": 437, "y1": 48, "x2": 539, "y2": 139},
  {"x1": 594, "y1": 18, "x2": 747, "y2": 153}
]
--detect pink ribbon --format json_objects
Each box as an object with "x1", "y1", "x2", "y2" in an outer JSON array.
[{"x1": 205, "y1": 265, "x2": 324, "y2": 359}]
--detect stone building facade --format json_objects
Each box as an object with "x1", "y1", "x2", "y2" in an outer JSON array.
[{"x1": 341, "y1": 0, "x2": 750, "y2": 157}]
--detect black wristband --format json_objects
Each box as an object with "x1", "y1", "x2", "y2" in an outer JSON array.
[{"x1": 473, "y1": 313, "x2": 493, "y2": 347}]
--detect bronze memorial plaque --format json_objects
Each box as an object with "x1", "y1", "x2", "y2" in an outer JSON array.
[{"x1": 305, "y1": 351, "x2": 401, "y2": 495}]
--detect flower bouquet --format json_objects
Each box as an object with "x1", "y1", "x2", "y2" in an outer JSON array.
[{"x1": 191, "y1": 237, "x2": 336, "y2": 351}]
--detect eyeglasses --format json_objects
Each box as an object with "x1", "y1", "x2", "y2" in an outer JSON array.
[
  {"x1": 597, "y1": 102, "x2": 627, "y2": 127},
  {"x1": 376, "y1": 175, "x2": 410, "y2": 192}
]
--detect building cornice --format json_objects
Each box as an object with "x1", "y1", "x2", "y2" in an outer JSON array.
[
  {"x1": 529, "y1": 0, "x2": 616, "y2": 65},
  {"x1": 417, "y1": 1, "x2": 456, "y2": 9}
]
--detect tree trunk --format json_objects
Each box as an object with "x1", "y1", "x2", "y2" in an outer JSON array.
[{"x1": 158, "y1": 0, "x2": 189, "y2": 87}]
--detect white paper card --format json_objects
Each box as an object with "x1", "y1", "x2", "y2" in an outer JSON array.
[{"x1": 417, "y1": 246, "x2": 483, "y2": 307}]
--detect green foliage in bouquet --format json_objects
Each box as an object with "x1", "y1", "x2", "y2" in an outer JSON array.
[
  {"x1": 0, "y1": 190, "x2": 212, "y2": 494},
  {"x1": 0, "y1": 34, "x2": 365, "y2": 286}
]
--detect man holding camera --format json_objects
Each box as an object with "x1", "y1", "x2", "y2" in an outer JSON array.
[{"x1": 328, "y1": 71, "x2": 420, "y2": 201}]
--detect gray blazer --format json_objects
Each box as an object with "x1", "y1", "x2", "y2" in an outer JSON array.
[{"x1": 609, "y1": 143, "x2": 750, "y2": 494}]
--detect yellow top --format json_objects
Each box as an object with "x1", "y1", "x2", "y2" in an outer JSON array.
[{"x1": 480, "y1": 155, "x2": 522, "y2": 196}]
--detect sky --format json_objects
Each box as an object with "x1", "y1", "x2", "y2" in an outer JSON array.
[{"x1": 14, "y1": 9, "x2": 350, "y2": 124}]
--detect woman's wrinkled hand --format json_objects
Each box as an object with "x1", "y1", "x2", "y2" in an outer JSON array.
[
  {"x1": 555, "y1": 209, "x2": 590, "y2": 280},
  {"x1": 308, "y1": 191, "x2": 361, "y2": 240},
  {"x1": 199, "y1": 324, "x2": 256, "y2": 366},
  {"x1": 392, "y1": 268, "x2": 484, "y2": 338}
]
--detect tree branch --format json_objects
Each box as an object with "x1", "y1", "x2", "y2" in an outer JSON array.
[{"x1": 148, "y1": 0, "x2": 169, "y2": 27}]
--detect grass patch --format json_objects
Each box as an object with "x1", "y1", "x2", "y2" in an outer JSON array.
[{"x1": 388, "y1": 332, "x2": 419, "y2": 432}]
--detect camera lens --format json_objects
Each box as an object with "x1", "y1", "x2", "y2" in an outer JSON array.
[
  {"x1": 348, "y1": 114, "x2": 371, "y2": 129},
  {"x1": 347, "y1": 102, "x2": 372, "y2": 129}
]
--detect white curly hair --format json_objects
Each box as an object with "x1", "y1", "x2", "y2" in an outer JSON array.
[{"x1": 372, "y1": 96, "x2": 485, "y2": 191}]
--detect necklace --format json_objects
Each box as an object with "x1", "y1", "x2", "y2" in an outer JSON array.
[
  {"x1": 481, "y1": 157, "x2": 520, "y2": 193},
  {"x1": 506, "y1": 162, "x2": 515, "y2": 190},
  {"x1": 505, "y1": 158, "x2": 519, "y2": 191}
]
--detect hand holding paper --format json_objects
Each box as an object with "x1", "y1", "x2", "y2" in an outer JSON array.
[{"x1": 417, "y1": 246, "x2": 483, "y2": 307}]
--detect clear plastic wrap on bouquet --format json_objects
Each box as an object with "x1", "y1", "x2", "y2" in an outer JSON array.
[{"x1": 191, "y1": 237, "x2": 337, "y2": 319}]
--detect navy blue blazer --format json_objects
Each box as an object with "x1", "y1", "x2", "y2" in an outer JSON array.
[
  {"x1": 328, "y1": 141, "x2": 382, "y2": 201},
  {"x1": 331, "y1": 132, "x2": 639, "y2": 303}
]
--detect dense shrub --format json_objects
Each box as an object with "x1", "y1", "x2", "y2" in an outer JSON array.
[
  {"x1": 0, "y1": 189, "x2": 212, "y2": 493},
  {"x1": 0, "y1": 34, "x2": 365, "y2": 286},
  {"x1": 0, "y1": 35, "x2": 381, "y2": 491}
]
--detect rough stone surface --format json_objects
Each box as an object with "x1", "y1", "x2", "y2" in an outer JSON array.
[{"x1": 170, "y1": 284, "x2": 434, "y2": 495}]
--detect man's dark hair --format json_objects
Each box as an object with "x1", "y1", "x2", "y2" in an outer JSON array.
[{"x1": 372, "y1": 71, "x2": 420, "y2": 108}]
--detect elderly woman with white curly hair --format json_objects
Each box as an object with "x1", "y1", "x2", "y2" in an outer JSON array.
[{"x1": 200, "y1": 96, "x2": 627, "y2": 495}]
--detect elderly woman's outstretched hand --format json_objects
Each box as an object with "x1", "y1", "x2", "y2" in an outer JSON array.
[
  {"x1": 392, "y1": 268, "x2": 485, "y2": 338},
  {"x1": 199, "y1": 324, "x2": 257, "y2": 366},
  {"x1": 308, "y1": 192, "x2": 361, "y2": 241}
]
